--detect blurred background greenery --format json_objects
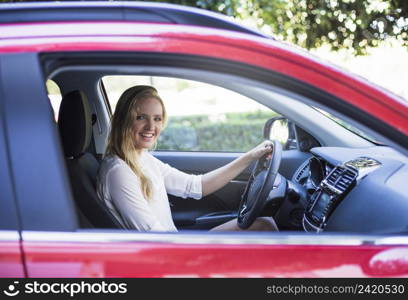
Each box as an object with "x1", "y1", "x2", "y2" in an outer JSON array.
[{"x1": 157, "y1": 111, "x2": 279, "y2": 151}]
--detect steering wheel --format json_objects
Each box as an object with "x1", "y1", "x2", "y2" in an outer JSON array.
[{"x1": 237, "y1": 140, "x2": 285, "y2": 229}]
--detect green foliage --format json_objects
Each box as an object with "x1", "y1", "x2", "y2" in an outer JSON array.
[
  {"x1": 160, "y1": 0, "x2": 408, "y2": 55},
  {"x1": 157, "y1": 110, "x2": 278, "y2": 152}
]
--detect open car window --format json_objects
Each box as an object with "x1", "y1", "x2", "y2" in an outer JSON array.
[
  {"x1": 46, "y1": 61, "x2": 404, "y2": 234},
  {"x1": 37, "y1": 49, "x2": 406, "y2": 238}
]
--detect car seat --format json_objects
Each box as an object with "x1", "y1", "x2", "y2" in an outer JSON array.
[{"x1": 58, "y1": 90, "x2": 122, "y2": 228}]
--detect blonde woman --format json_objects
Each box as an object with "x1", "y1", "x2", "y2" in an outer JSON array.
[{"x1": 97, "y1": 85, "x2": 278, "y2": 232}]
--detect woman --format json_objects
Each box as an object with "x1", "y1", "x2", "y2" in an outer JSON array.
[{"x1": 97, "y1": 85, "x2": 278, "y2": 232}]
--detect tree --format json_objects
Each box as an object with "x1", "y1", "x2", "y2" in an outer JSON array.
[{"x1": 161, "y1": 0, "x2": 408, "y2": 55}]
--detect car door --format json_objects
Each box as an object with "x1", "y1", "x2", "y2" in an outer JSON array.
[
  {"x1": 4, "y1": 55, "x2": 389, "y2": 278},
  {"x1": 2, "y1": 14, "x2": 408, "y2": 279},
  {"x1": 8, "y1": 63, "x2": 405, "y2": 277}
]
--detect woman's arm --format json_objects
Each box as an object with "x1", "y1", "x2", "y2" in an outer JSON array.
[{"x1": 201, "y1": 141, "x2": 273, "y2": 196}]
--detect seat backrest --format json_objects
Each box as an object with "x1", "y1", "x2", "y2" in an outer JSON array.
[{"x1": 58, "y1": 90, "x2": 121, "y2": 228}]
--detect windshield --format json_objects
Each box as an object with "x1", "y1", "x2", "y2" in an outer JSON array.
[{"x1": 313, "y1": 107, "x2": 384, "y2": 145}]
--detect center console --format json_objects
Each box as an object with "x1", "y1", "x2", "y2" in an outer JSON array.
[
  {"x1": 303, "y1": 165, "x2": 357, "y2": 232},
  {"x1": 303, "y1": 156, "x2": 381, "y2": 232}
]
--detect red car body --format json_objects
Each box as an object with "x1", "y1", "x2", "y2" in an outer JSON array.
[{"x1": 0, "y1": 2, "x2": 407, "y2": 278}]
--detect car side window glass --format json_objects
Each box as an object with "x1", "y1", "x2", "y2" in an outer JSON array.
[
  {"x1": 102, "y1": 76, "x2": 280, "y2": 152},
  {"x1": 46, "y1": 79, "x2": 62, "y2": 121}
]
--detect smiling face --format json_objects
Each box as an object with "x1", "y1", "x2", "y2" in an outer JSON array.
[{"x1": 132, "y1": 97, "x2": 164, "y2": 150}]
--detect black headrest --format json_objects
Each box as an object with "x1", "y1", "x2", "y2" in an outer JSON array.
[{"x1": 58, "y1": 90, "x2": 92, "y2": 157}]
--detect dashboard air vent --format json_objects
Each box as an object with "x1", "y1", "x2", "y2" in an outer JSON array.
[
  {"x1": 295, "y1": 162, "x2": 309, "y2": 182},
  {"x1": 326, "y1": 166, "x2": 357, "y2": 193},
  {"x1": 335, "y1": 169, "x2": 357, "y2": 193},
  {"x1": 326, "y1": 167, "x2": 343, "y2": 186}
]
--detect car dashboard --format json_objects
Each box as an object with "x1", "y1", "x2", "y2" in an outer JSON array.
[{"x1": 292, "y1": 146, "x2": 408, "y2": 234}]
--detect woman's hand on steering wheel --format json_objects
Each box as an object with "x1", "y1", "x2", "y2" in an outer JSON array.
[
  {"x1": 238, "y1": 140, "x2": 284, "y2": 229},
  {"x1": 246, "y1": 140, "x2": 274, "y2": 161}
]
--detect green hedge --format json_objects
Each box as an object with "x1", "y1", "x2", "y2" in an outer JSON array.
[{"x1": 157, "y1": 111, "x2": 279, "y2": 152}]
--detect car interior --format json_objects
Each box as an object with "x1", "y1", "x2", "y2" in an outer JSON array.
[{"x1": 45, "y1": 52, "x2": 408, "y2": 236}]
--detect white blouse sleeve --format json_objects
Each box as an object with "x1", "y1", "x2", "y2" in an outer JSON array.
[
  {"x1": 153, "y1": 157, "x2": 202, "y2": 200},
  {"x1": 106, "y1": 164, "x2": 166, "y2": 231}
]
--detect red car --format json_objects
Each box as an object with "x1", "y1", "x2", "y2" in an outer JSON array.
[{"x1": 0, "y1": 1, "x2": 407, "y2": 278}]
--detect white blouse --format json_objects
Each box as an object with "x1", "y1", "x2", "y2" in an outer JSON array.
[{"x1": 97, "y1": 151, "x2": 202, "y2": 232}]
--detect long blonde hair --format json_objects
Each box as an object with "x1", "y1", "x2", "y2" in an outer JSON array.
[{"x1": 105, "y1": 85, "x2": 167, "y2": 200}]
